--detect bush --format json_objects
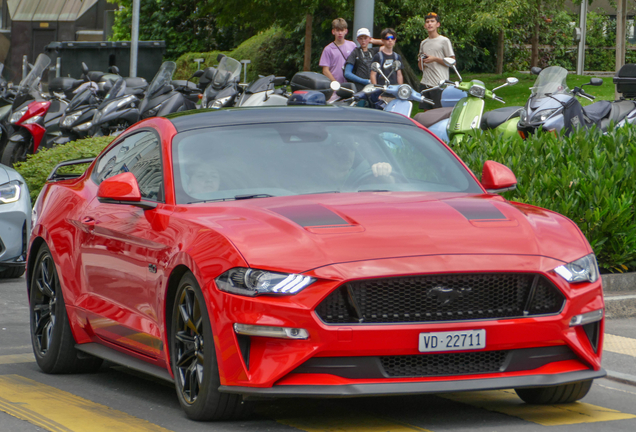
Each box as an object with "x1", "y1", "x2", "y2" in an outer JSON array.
[
  {"x1": 456, "y1": 126, "x2": 636, "y2": 272},
  {"x1": 15, "y1": 137, "x2": 113, "y2": 204}
]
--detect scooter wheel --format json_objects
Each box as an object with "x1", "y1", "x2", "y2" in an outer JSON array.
[{"x1": 1, "y1": 138, "x2": 33, "y2": 166}]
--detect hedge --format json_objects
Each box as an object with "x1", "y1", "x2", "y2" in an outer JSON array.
[
  {"x1": 457, "y1": 126, "x2": 636, "y2": 272},
  {"x1": 15, "y1": 126, "x2": 636, "y2": 272},
  {"x1": 14, "y1": 137, "x2": 113, "y2": 204}
]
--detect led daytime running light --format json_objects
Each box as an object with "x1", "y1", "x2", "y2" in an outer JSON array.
[
  {"x1": 0, "y1": 181, "x2": 21, "y2": 204},
  {"x1": 570, "y1": 309, "x2": 603, "y2": 327},
  {"x1": 233, "y1": 323, "x2": 309, "y2": 340}
]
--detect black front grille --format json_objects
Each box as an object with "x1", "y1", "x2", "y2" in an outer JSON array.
[
  {"x1": 381, "y1": 350, "x2": 508, "y2": 377},
  {"x1": 315, "y1": 273, "x2": 565, "y2": 324}
]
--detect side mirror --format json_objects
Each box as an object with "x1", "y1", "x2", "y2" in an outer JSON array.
[
  {"x1": 217, "y1": 53, "x2": 226, "y2": 62},
  {"x1": 531, "y1": 67, "x2": 542, "y2": 75},
  {"x1": 371, "y1": 62, "x2": 381, "y2": 72},
  {"x1": 330, "y1": 81, "x2": 341, "y2": 91},
  {"x1": 443, "y1": 57, "x2": 456, "y2": 67},
  {"x1": 481, "y1": 161, "x2": 517, "y2": 193},
  {"x1": 507, "y1": 77, "x2": 519, "y2": 86},
  {"x1": 273, "y1": 76, "x2": 287, "y2": 86},
  {"x1": 82, "y1": 62, "x2": 89, "y2": 76},
  {"x1": 192, "y1": 69, "x2": 204, "y2": 78},
  {"x1": 109, "y1": 65, "x2": 120, "y2": 75},
  {"x1": 97, "y1": 172, "x2": 157, "y2": 209},
  {"x1": 393, "y1": 60, "x2": 402, "y2": 70},
  {"x1": 589, "y1": 78, "x2": 603, "y2": 86}
]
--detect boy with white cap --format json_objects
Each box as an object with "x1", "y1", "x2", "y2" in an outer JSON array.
[{"x1": 344, "y1": 28, "x2": 382, "y2": 91}]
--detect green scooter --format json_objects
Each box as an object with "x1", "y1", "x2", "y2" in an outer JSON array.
[{"x1": 417, "y1": 59, "x2": 523, "y2": 144}]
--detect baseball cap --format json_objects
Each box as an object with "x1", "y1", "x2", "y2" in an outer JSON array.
[{"x1": 356, "y1": 28, "x2": 371, "y2": 38}]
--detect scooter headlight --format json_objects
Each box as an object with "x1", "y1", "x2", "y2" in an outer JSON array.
[
  {"x1": 531, "y1": 108, "x2": 557, "y2": 122},
  {"x1": 210, "y1": 96, "x2": 232, "y2": 109},
  {"x1": 62, "y1": 112, "x2": 81, "y2": 127},
  {"x1": 10, "y1": 107, "x2": 28, "y2": 124},
  {"x1": 22, "y1": 115, "x2": 43, "y2": 125},
  {"x1": 469, "y1": 86, "x2": 486, "y2": 98},
  {"x1": 74, "y1": 121, "x2": 93, "y2": 131},
  {"x1": 520, "y1": 108, "x2": 528, "y2": 122},
  {"x1": 397, "y1": 85, "x2": 412, "y2": 100}
]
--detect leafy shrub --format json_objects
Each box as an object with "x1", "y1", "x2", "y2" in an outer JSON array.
[
  {"x1": 457, "y1": 126, "x2": 636, "y2": 272},
  {"x1": 14, "y1": 137, "x2": 113, "y2": 203}
]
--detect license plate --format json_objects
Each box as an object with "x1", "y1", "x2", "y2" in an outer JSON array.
[{"x1": 418, "y1": 329, "x2": 486, "y2": 352}]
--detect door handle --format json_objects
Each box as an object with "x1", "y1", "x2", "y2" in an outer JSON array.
[{"x1": 81, "y1": 216, "x2": 97, "y2": 232}]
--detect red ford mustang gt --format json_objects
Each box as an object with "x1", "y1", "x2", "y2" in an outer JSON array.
[{"x1": 28, "y1": 106, "x2": 604, "y2": 421}]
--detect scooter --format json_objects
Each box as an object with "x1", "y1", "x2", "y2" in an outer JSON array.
[
  {"x1": 517, "y1": 66, "x2": 636, "y2": 137},
  {"x1": 329, "y1": 62, "x2": 434, "y2": 117},
  {"x1": 234, "y1": 75, "x2": 290, "y2": 107},
  {"x1": 1, "y1": 54, "x2": 70, "y2": 166},
  {"x1": 200, "y1": 55, "x2": 242, "y2": 109},
  {"x1": 414, "y1": 59, "x2": 522, "y2": 143}
]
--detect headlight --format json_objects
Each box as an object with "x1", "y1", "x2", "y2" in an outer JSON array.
[
  {"x1": 210, "y1": 96, "x2": 232, "y2": 109},
  {"x1": 554, "y1": 253, "x2": 599, "y2": 284},
  {"x1": 469, "y1": 86, "x2": 485, "y2": 98},
  {"x1": 74, "y1": 121, "x2": 93, "y2": 131},
  {"x1": 397, "y1": 85, "x2": 412, "y2": 100},
  {"x1": 216, "y1": 267, "x2": 315, "y2": 296},
  {"x1": 531, "y1": 108, "x2": 557, "y2": 122},
  {"x1": 10, "y1": 107, "x2": 28, "y2": 124},
  {"x1": 22, "y1": 115, "x2": 43, "y2": 125},
  {"x1": 62, "y1": 112, "x2": 81, "y2": 127},
  {"x1": 0, "y1": 180, "x2": 21, "y2": 204},
  {"x1": 117, "y1": 95, "x2": 137, "y2": 109},
  {"x1": 520, "y1": 108, "x2": 528, "y2": 122}
]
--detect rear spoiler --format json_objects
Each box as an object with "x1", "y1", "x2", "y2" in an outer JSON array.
[{"x1": 47, "y1": 158, "x2": 95, "y2": 182}]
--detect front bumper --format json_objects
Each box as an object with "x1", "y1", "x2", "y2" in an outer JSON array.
[{"x1": 204, "y1": 254, "x2": 604, "y2": 395}]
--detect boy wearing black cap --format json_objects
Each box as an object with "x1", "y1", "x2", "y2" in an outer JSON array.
[{"x1": 418, "y1": 12, "x2": 455, "y2": 109}]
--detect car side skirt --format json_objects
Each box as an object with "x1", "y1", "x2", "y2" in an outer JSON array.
[{"x1": 219, "y1": 368, "x2": 606, "y2": 398}]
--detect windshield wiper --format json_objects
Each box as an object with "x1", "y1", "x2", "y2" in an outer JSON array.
[
  {"x1": 358, "y1": 189, "x2": 390, "y2": 192},
  {"x1": 234, "y1": 193, "x2": 276, "y2": 200},
  {"x1": 302, "y1": 191, "x2": 341, "y2": 195}
]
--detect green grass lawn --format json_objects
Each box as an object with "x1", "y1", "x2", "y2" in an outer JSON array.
[{"x1": 410, "y1": 72, "x2": 617, "y2": 117}]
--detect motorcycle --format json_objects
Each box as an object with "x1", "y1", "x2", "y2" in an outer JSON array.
[
  {"x1": 1, "y1": 54, "x2": 70, "y2": 166},
  {"x1": 517, "y1": 66, "x2": 636, "y2": 137},
  {"x1": 200, "y1": 55, "x2": 242, "y2": 109}
]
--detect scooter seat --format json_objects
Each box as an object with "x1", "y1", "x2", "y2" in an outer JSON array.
[
  {"x1": 125, "y1": 77, "x2": 149, "y2": 90},
  {"x1": 413, "y1": 107, "x2": 454, "y2": 128},
  {"x1": 582, "y1": 100, "x2": 612, "y2": 123},
  {"x1": 599, "y1": 101, "x2": 636, "y2": 130},
  {"x1": 480, "y1": 106, "x2": 523, "y2": 130}
]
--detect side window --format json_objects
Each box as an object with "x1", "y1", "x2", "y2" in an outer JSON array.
[{"x1": 93, "y1": 131, "x2": 164, "y2": 201}]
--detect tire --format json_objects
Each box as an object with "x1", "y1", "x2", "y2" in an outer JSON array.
[
  {"x1": 0, "y1": 266, "x2": 25, "y2": 279},
  {"x1": 30, "y1": 243, "x2": 103, "y2": 374},
  {"x1": 1, "y1": 137, "x2": 32, "y2": 166},
  {"x1": 170, "y1": 272, "x2": 252, "y2": 421},
  {"x1": 515, "y1": 380, "x2": 593, "y2": 404}
]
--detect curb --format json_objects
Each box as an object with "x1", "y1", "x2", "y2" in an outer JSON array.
[
  {"x1": 604, "y1": 369, "x2": 636, "y2": 387},
  {"x1": 603, "y1": 293, "x2": 636, "y2": 319}
]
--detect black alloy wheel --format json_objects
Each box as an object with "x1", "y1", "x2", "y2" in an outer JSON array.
[
  {"x1": 170, "y1": 273, "x2": 251, "y2": 421},
  {"x1": 174, "y1": 282, "x2": 205, "y2": 405},
  {"x1": 31, "y1": 249, "x2": 58, "y2": 356},
  {"x1": 29, "y1": 243, "x2": 102, "y2": 374}
]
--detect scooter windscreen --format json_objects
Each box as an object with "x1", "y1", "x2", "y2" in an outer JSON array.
[
  {"x1": 212, "y1": 57, "x2": 241, "y2": 88},
  {"x1": 98, "y1": 78, "x2": 127, "y2": 109},
  {"x1": 16, "y1": 54, "x2": 51, "y2": 96},
  {"x1": 67, "y1": 85, "x2": 98, "y2": 112},
  {"x1": 146, "y1": 61, "x2": 177, "y2": 100},
  {"x1": 531, "y1": 66, "x2": 570, "y2": 98}
]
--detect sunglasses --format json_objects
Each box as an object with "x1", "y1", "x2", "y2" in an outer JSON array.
[{"x1": 384, "y1": 36, "x2": 395, "y2": 40}]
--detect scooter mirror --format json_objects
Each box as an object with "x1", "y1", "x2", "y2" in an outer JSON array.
[
  {"x1": 109, "y1": 65, "x2": 120, "y2": 75},
  {"x1": 217, "y1": 53, "x2": 226, "y2": 62},
  {"x1": 82, "y1": 62, "x2": 89, "y2": 76},
  {"x1": 589, "y1": 78, "x2": 603, "y2": 86},
  {"x1": 443, "y1": 58, "x2": 456, "y2": 67},
  {"x1": 507, "y1": 77, "x2": 519, "y2": 86},
  {"x1": 530, "y1": 67, "x2": 542, "y2": 75},
  {"x1": 192, "y1": 70, "x2": 204, "y2": 78},
  {"x1": 371, "y1": 62, "x2": 381, "y2": 72},
  {"x1": 393, "y1": 60, "x2": 402, "y2": 70},
  {"x1": 330, "y1": 81, "x2": 341, "y2": 91}
]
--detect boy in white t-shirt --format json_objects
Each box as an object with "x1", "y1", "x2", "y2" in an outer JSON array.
[{"x1": 418, "y1": 12, "x2": 455, "y2": 110}]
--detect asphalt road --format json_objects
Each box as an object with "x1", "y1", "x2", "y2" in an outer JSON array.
[{"x1": 2, "y1": 275, "x2": 636, "y2": 432}]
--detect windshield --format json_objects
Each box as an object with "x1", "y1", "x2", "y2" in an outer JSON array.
[
  {"x1": 532, "y1": 66, "x2": 569, "y2": 98},
  {"x1": 17, "y1": 53, "x2": 51, "y2": 95},
  {"x1": 146, "y1": 61, "x2": 176, "y2": 99},
  {"x1": 98, "y1": 78, "x2": 127, "y2": 109},
  {"x1": 212, "y1": 57, "x2": 242, "y2": 87},
  {"x1": 68, "y1": 85, "x2": 97, "y2": 111},
  {"x1": 172, "y1": 121, "x2": 482, "y2": 204}
]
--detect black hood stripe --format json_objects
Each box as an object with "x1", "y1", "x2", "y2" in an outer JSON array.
[
  {"x1": 447, "y1": 200, "x2": 506, "y2": 220},
  {"x1": 270, "y1": 204, "x2": 350, "y2": 227}
]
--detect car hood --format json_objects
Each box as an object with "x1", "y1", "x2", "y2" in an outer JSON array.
[{"x1": 186, "y1": 193, "x2": 589, "y2": 273}]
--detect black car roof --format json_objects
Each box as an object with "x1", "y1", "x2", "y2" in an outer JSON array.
[{"x1": 165, "y1": 106, "x2": 416, "y2": 133}]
